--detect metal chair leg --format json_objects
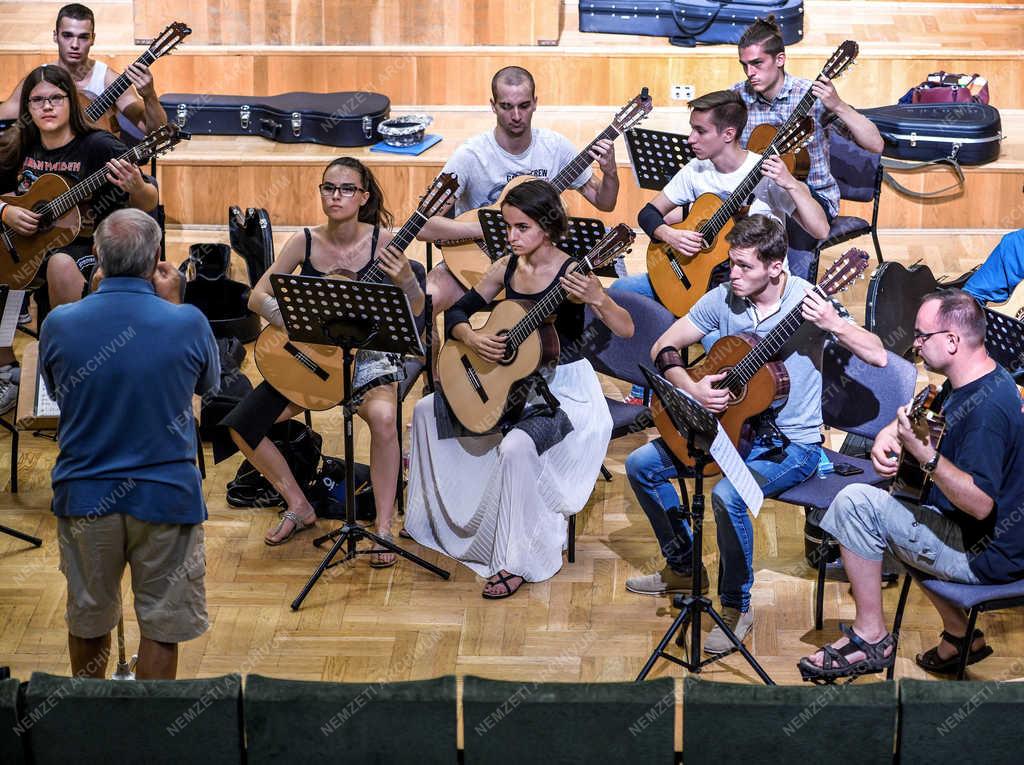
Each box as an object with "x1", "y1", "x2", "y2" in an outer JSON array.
[
  {"x1": 600, "y1": 464, "x2": 612, "y2": 482},
  {"x1": 567, "y1": 515, "x2": 576, "y2": 563},
  {"x1": 815, "y1": 534, "x2": 830, "y2": 631},
  {"x1": 958, "y1": 607, "x2": 981, "y2": 680},
  {"x1": 887, "y1": 573, "x2": 914, "y2": 680}
]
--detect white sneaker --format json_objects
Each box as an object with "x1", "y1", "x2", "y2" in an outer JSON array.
[
  {"x1": 704, "y1": 607, "x2": 754, "y2": 654},
  {"x1": 0, "y1": 377, "x2": 18, "y2": 415}
]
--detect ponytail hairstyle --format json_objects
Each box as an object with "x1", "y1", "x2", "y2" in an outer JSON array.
[
  {"x1": 0, "y1": 65, "x2": 96, "y2": 174},
  {"x1": 501, "y1": 179, "x2": 568, "y2": 244},
  {"x1": 738, "y1": 15, "x2": 785, "y2": 56},
  {"x1": 322, "y1": 156, "x2": 394, "y2": 230}
]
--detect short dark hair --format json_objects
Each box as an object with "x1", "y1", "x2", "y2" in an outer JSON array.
[
  {"x1": 921, "y1": 289, "x2": 987, "y2": 346},
  {"x1": 739, "y1": 16, "x2": 784, "y2": 56},
  {"x1": 501, "y1": 180, "x2": 568, "y2": 244},
  {"x1": 55, "y1": 3, "x2": 94, "y2": 31},
  {"x1": 726, "y1": 214, "x2": 788, "y2": 263},
  {"x1": 490, "y1": 66, "x2": 536, "y2": 101},
  {"x1": 688, "y1": 90, "x2": 747, "y2": 136}
]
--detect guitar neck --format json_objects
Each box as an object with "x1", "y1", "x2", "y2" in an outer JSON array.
[
  {"x1": 697, "y1": 153, "x2": 772, "y2": 240},
  {"x1": 85, "y1": 50, "x2": 158, "y2": 122},
  {"x1": 44, "y1": 143, "x2": 153, "y2": 222},
  {"x1": 550, "y1": 125, "x2": 619, "y2": 193},
  {"x1": 505, "y1": 259, "x2": 593, "y2": 349},
  {"x1": 359, "y1": 210, "x2": 429, "y2": 285},
  {"x1": 766, "y1": 88, "x2": 819, "y2": 154}
]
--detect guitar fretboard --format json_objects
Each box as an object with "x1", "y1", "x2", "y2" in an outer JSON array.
[
  {"x1": 550, "y1": 125, "x2": 619, "y2": 193},
  {"x1": 359, "y1": 210, "x2": 429, "y2": 285},
  {"x1": 84, "y1": 49, "x2": 158, "y2": 122}
]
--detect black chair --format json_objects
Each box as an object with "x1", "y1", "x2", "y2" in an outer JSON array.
[
  {"x1": 774, "y1": 343, "x2": 917, "y2": 629},
  {"x1": 0, "y1": 675, "x2": 25, "y2": 765},
  {"x1": 889, "y1": 573, "x2": 1024, "y2": 680},
  {"x1": 818, "y1": 129, "x2": 884, "y2": 266}
]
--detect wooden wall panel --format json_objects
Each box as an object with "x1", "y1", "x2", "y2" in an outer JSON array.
[
  {"x1": 133, "y1": 0, "x2": 561, "y2": 46},
  {"x1": 1, "y1": 50, "x2": 1018, "y2": 109}
]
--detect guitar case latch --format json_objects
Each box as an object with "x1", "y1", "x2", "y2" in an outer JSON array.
[
  {"x1": 291, "y1": 112, "x2": 302, "y2": 137},
  {"x1": 362, "y1": 115, "x2": 373, "y2": 139},
  {"x1": 240, "y1": 105, "x2": 251, "y2": 130},
  {"x1": 175, "y1": 103, "x2": 188, "y2": 128}
]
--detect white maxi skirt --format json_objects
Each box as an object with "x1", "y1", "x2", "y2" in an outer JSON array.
[{"x1": 404, "y1": 359, "x2": 612, "y2": 582}]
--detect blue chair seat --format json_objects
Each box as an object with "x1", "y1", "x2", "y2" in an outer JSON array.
[
  {"x1": 774, "y1": 450, "x2": 883, "y2": 507},
  {"x1": 822, "y1": 215, "x2": 871, "y2": 249},
  {"x1": 919, "y1": 577, "x2": 1024, "y2": 610},
  {"x1": 606, "y1": 397, "x2": 653, "y2": 439}
]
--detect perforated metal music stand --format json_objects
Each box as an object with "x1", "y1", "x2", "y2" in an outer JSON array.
[
  {"x1": 478, "y1": 209, "x2": 621, "y2": 277},
  {"x1": 270, "y1": 274, "x2": 450, "y2": 611},
  {"x1": 983, "y1": 308, "x2": 1024, "y2": 378},
  {"x1": 634, "y1": 366, "x2": 775, "y2": 685},
  {"x1": 625, "y1": 127, "x2": 695, "y2": 190}
]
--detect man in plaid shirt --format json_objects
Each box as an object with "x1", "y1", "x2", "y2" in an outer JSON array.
[{"x1": 732, "y1": 17, "x2": 883, "y2": 227}]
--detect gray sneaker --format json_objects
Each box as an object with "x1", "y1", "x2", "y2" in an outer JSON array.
[
  {"x1": 704, "y1": 606, "x2": 754, "y2": 654},
  {"x1": 625, "y1": 564, "x2": 709, "y2": 596},
  {"x1": 0, "y1": 377, "x2": 17, "y2": 415}
]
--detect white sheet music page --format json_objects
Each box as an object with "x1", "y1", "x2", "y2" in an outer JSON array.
[
  {"x1": 35, "y1": 364, "x2": 60, "y2": 418},
  {"x1": 0, "y1": 289, "x2": 25, "y2": 346},
  {"x1": 709, "y1": 423, "x2": 765, "y2": 518}
]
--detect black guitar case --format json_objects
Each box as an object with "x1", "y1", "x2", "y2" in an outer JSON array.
[
  {"x1": 861, "y1": 102, "x2": 1002, "y2": 165},
  {"x1": 865, "y1": 261, "x2": 976, "y2": 357},
  {"x1": 160, "y1": 91, "x2": 390, "y2": 147},
  {"x1": 229, "y1": 206, "x2": 274, "y2": 286}
]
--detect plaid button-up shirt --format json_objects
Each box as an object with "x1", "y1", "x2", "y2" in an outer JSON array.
[{"x1": 732, "y1": 74, "x2": 840, "y2": 218}]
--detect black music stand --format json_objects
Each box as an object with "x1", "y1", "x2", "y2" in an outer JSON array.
[
  {"x1": 983, "y1": 308, "x2": 1024, "y2": 379},
  {"x1": 625, "y1": 127, "x2": 695, "y2": 191},
  {"x1": 635, "y1": 367, "x2": 774, "y2": 685},
  {"x1": 270, "y1": 274, "x2": 450, "y2": 611},
  {"x1": 478, "y1": 209, "x2": 621, "y2": 277}
]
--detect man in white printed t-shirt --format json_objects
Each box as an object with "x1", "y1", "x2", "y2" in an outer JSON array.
[
  {"x1": 417, "y1": 65, "x2": 621, "y2": 323},
  {"x1": 613, "y1": 89, "x2": 828, "y2": 305}
]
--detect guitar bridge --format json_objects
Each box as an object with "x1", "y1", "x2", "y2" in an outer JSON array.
[
  {"x1": 284, "y1": 342, "x2": 330, "y2": 381},
  {"x1": 461, "y1": 355, "x2": 488, "y2": 402},
  {"x1": 667, "y1": 253, "x2": 691, "y2": 289}
]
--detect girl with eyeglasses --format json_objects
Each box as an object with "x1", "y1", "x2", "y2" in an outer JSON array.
[
  {"x1": 221, "y1": 157, "x2": 424, "y2": 558},
  {"x1": 0, "y1": 65, "x2": 157, "y2": 409}
]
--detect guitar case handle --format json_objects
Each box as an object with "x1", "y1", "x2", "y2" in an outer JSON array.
[
  {"x1": 879, "y1": 155, "x2": 965, "y2": 199},
  {"x1": 669, "y1": 1, "x2": 732, "y2": 47},
  {"x1": 257, "y1": 118, "x2": 282, "y2": 139}
]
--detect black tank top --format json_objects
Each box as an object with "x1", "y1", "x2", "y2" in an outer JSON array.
[
  {"x1": 503, "y1": 253, "x2": 585, "y2": 348},
  {"x1": 300, "y1": 225, "x2": 380, "y2": 278}
]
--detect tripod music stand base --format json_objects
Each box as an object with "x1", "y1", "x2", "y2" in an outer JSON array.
[
  {"x1": 0, "y1": 524, "x2": 42, "y2": 547},
  {"x1": 636, "y1": 594, "x2": 774, "y2": 684},
  {"x1": 291, "y1": 523, "x2": 450, "y2": 611}
]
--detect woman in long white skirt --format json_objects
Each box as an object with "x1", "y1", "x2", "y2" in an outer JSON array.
[{"x1": 405, "y1": 180, "x2": 634, "y2": 598}]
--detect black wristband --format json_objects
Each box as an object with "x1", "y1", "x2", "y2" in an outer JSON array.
[
  {"x1": 654, "y1": 346, "x2": 684, "y2": 375},
  {"x1": 638, "y1": 203, "x2": 665, "y2": 240}
]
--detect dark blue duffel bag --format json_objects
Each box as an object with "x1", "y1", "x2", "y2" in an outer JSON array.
[{"x1": 579, "y1": 0, "x2": 803, "y2": 47}]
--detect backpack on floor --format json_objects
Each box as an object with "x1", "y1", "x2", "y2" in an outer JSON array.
[{"x1": 226, "y1": 420, "x2": 323, "y2": 507}]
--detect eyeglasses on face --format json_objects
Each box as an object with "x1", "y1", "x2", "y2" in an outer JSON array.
[
  {"x1": 28, "y1": 94, "x2": 68, "y2": 108},
  {"x1": 318, "y1": 183, "x2": 365, "y2": 198},
  {"x1": 913, "y1": 328, "x2": 953, "y2": 343}
]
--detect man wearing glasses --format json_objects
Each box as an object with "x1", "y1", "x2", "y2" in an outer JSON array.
[
  {"x1": 799, "y1": 289, "x2": 1024, "y2": 682},
  {"x1": 0, "y1": 3, "x2": 168, "y2": 134}
]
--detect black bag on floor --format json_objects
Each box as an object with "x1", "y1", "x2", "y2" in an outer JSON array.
[
  {"x1": 161, "y1": 91, "x2": 390, "y2": 147},
  {"x1": 579, "y1": 0, "x2": 804, "y2": 47},
  {"x1": 229, "y1": 206, "x2": 275, "y2": 286},
  {"x1": 309, "y1": 456, "x2": 376, "y2": 522},
  {"x1": 179, "y1": 242, "x2": 263, "y2": 343},
  {"x1": 226, "y1": 420, "x2": 323, "y2": 508}
]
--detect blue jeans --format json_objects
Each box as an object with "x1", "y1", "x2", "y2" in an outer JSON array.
[
  {"x1": 626, "y1": 435, "x2": 820, "y2": 611},
  {"x1": 963, "y1": 229, "x2": 1024, "y2": 305}
]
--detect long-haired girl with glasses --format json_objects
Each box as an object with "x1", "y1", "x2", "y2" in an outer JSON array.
[
  {"x1": 0, "y1": 64, "x2": 158, "y2": 412},
  {"x1": 221, "y1": 157, "x2": 424, "y2": 559}
]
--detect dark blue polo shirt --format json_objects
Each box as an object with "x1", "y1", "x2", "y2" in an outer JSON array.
[{"x1": 40, "y1": 277, "x2": 220, "y2": 525}]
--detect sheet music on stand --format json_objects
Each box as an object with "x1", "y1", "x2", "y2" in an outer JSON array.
[
  {"x1": 0, "y1": 286, "x2": 26, "y2": 347},
  {"x1": 16, "y1": 341, "x2": 59, "y2": 430},
  {"x1": 625, "y1": 127, "x2": 695, "y2": 191}
]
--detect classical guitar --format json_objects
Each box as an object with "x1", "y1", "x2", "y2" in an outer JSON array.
[
  {"x1": 646, "y1": 116, "x2": 813, "y2": 318},
  {"x1": 987, "y1": 279, "x2": 1024, "y2": 321},
  {"x1": 438, "y1": 223, "x2": 635, "y2": 434},
  {"x1": 254, "y1": 172, "x2": 459, "y2": 411},
  {"x1": 0, "y1": 123, "x2": 186, "y2": 289},
  {"x1": 655, "y1": 247, "x2": 869, "y2": 476},
  {"x1": 889, "y1": 384, "x2": 947, "y2": 503},
  {"x1": 441, "y1": 89, "x2": 652, "y2": 290},
  {"x1": 80, "y1": 22, "x2": 192, "y2": 135},
  {"x1": 746, "y1": 40, "x2": 859, "y2": 180}
]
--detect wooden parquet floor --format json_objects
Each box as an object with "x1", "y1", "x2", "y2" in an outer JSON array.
[{"x1": 2, "y1": 228, "x2": 1023, "y2": 688}]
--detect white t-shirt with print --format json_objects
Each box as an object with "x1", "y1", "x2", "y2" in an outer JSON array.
[
  {"x1": 441, "y1": 127, "x2": 594, "y2": 216},
  {"x1": 661, "y1": 151, "x2": 796, "y2": 222}
]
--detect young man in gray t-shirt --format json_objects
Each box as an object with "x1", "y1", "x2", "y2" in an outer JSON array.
[{"x1": 624, "y1": 215, "x2": 886, "y2": 654}]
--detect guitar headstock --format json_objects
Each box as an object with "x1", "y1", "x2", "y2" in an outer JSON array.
[
  {"x1": 612, "y1": 87, "x2": 653, "y2": 133},
  {"x1": 774, "y1": 116, "x2": 815, "y2": 156},
  {"x1": 132, "y1": 123, "x2": 187, "y2": 163},
  {"x1": 582, "y1": 224, "x2": 635, "y2": 272},
  {"x1": 908, "y1": 384, "x2": 940, "y2": 420},
  {"x1": 818, "y1": 247, "x2": 869, "y2": 296},
  {"x1": 147, "y1": 21, "x2": 192, "y2": 59},
  {"x1": 417, "y1": 172, "x2": 459, "y2": 218},
  {"x1": 820, "y1": 40, "x2": 859, "y2": 82}
]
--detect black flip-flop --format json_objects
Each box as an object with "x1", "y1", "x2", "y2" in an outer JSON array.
[{"x1": 482, "y1": 572, "x2": 524, "y2": 600}]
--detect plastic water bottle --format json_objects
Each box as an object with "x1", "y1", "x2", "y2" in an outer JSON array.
[{"x1": 816, "y1": 447, "x2": 834, "y2": 479}]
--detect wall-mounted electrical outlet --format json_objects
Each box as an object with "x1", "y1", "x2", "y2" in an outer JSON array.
[{"x1": 670, "y1": 84, "x2": 695, "y2": 101}]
